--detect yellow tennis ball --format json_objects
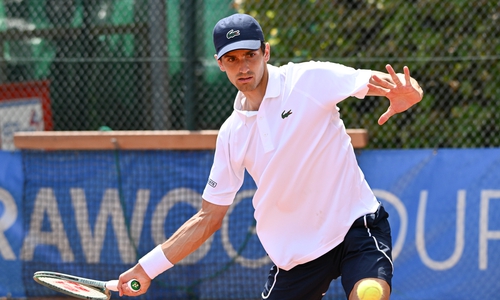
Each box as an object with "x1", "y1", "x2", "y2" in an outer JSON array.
[{"x1": 356, "y1": 279, "x2": 383, "y2": 300}]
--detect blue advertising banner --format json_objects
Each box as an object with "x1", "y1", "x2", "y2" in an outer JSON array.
[
  {"x1": 1, "y1": 149, "x2": 500, "y2": 299},
  {"x1": 0, "y1": 151, "x2": 24, "y2": 297},
  {"x1": 357, "y1": 149, "x2": 500, "y2": 300},
  {"x1": 19, "y1": 150, "x2": 266, "y2": 299}
]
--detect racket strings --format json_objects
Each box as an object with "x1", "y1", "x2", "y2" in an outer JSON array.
[{"x1": 35, "y1": 276, "x2": 109, "y2": 300}]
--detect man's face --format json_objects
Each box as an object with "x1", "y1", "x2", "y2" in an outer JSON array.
[{"x1": 216, "y1": 44, "x2": 270, "y2": 93}]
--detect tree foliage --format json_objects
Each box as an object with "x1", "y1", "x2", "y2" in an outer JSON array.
[{"x1": 236, "y1": 0, "x2": 500, "y2": 148}]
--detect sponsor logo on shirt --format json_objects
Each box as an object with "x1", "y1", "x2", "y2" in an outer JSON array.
[
  {"x1": 208, "y1": 178, "x2": 217, "y2": 188},
  {"x1": 281, "y1": 109, "x2": 293, "y2": 119}
]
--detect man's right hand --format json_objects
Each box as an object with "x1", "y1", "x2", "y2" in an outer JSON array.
[{"x1": 117, "y1": 263, "x2": 151, "y2": 297}]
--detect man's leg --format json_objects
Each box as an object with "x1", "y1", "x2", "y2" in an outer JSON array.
[
  {"x1": 341, "y1": 204, "x2": 393, "y2": 300},
  {"x1": 261, "y1": 249, "x2": 341, "y2": 300}
]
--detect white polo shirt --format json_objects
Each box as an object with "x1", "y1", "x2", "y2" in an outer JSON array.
[{"x1": 202, "y1": 61, "x2": 379, "y2": 271}]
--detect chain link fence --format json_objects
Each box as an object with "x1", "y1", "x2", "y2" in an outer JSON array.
[{"x1": 0, "y1": 0, "x2": 499, "y2": 149}]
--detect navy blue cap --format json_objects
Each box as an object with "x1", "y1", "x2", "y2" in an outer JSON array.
[{"x1": 213, "y1": 14, "x2": 264, "y2": 59}]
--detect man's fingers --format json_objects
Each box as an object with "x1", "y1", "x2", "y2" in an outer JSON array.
[
  {"x1": 385, "y1": 64, "x2": 396, "y2": 75},
  {"x1": 378, "y1": 107, "x2": 395, "y2": 125},
  {"x1": 403, "y1": 66, "x2": 411, "y2": 86},
  {"x1": 378, "y1": 114, "x2": 387, "y2": 125},
  {"x1": 117, "y1": 278, "x2": 125, "y2": 296},
  {"x1": 371, "y1": 74, "x2": 394, "y2": 88},
  {"x1": 119, "y1": 282, "x2": 145, "y2": 297},
  {"x1": 120, "y1": 282, "x2": 133, "y2": 296},
  {"x1": 117, "y1": 275, "x2": 133, "y2": 296},
  {"x1": 367, "y1": 82, "x2": 391, "y2": 94},
  {"x1": 385, "y1": 64, "x2": 403, "y2": 86}
]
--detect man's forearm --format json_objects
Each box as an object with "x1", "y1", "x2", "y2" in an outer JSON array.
[{"x1": 162, "y1": 200, "x2": 229, "y2": 264}]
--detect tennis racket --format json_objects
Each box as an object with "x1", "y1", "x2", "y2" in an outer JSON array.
[{"x1": 33, "y1": 271, "x2": 141, "y2": 300}]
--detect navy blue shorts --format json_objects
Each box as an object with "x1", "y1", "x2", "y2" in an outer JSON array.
[{"x1": 261, "y1": 204, "x2": 393, "y2": 300}]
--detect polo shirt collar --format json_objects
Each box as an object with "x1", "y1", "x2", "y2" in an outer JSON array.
[{"x1": 264, "y1": 64, "x2": 281, "y2": 99}]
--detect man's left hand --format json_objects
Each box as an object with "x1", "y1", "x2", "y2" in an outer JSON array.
[{"x1": 368, "y1": 64, "x2": 424, "y2": 125}]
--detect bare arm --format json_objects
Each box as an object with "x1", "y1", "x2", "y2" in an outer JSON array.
[
  {"x1": 118, "y1": 199, "x2": 229, "y2": 296},
  {"x1": 163, "y1": 199, "x2": 229, "y2": 263},
  {"x1": 367, "y1": 64, "x2": 424, "y2": 125}
]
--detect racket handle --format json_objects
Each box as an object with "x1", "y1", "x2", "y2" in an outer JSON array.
[{"x1": 106, "y1": 279, "x2": 141, "y2": 292}]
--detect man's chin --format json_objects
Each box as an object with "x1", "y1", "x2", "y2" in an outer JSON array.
[{"x1": 236, "y1": 84, "x2": 256, "y2": 92}]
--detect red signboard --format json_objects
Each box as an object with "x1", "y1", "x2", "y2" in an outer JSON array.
[{"x1": 0, "y1": 80, "x2": 52, "y2": 150}]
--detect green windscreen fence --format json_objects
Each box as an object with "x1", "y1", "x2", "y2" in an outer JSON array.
[{"x1": 0, "y1": 0, "x2": 499, "y2": 148}]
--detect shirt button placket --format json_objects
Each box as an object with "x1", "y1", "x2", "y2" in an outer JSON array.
[{"x1": 257, "y1": 115, "x2": 274, "y2": 152}]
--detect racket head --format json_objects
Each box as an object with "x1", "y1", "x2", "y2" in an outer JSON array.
[{"x1": 33, "y1": 273, "x2": 110, "y2": 300}]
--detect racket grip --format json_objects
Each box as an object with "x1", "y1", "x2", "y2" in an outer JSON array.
[{"x1": 106, "y1": 279, "x2": 141, "y2": 292}]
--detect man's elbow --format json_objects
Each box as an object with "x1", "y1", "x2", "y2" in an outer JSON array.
[{"x1": 200, "y1": 201, "x2": 230, "y2": 232}]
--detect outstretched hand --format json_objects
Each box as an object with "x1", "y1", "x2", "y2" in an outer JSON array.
[{"x1": 368, "y1": 64, "x2": 423, "y2": 125}]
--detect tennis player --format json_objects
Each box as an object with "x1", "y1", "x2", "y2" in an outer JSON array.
[{"x1": 118, "y1": 13, "x2": 423, "y2": 300}]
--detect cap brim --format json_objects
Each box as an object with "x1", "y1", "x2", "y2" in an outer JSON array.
[{"x1": 217, "y1": 40, "x2": 261, "y2": 59}]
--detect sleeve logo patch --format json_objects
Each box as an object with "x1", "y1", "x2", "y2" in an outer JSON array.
[{"x1": 208, "y1": 179, "x2": 217, "y2": 188}]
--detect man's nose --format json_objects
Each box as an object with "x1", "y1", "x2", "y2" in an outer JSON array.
[{"x1": 238, "y1": 59, "x2": 250, "y2": 73}]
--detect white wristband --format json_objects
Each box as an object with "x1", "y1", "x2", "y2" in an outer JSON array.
[{"x1": 138, "y1": 245, "x2": 174, "y2": 279}]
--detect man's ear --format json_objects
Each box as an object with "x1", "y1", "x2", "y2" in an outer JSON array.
[
  {"x1": 214, "y1": 54, "x2": 225, "y2": 71},
  {"x1": 264, "y1": 43, "x2": 271, "y2": 62}
]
